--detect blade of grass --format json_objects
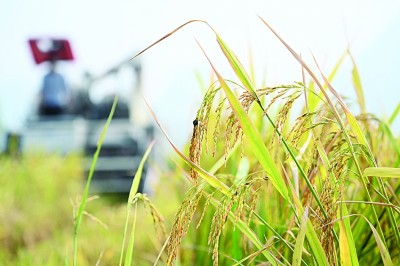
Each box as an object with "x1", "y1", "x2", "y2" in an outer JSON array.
[
  {"x1": 364, "y1": 167, "x2": 400, "y2": 178},
  {"x1": 348, "y1": 51, "x2": 366, "y2": 113},
  {"x1": 124, "y1": 201, "x2": 138, "y2": 266},
  {"x1": 329, "y1": 213, "x2": 393, "y2": 266},
  {"x1": 119, "y1": 141, "x2": 155, "y2": 266},
  {"x1": 73, "y1": 96, "x2": 118, "y2": 266},
  {"x1": 131, "y1": 20, "x2": 207, "y2": 59},
  {"x1": 129, "y1": 141, "x2": 155, "y2": 202},
  {"x1": 388, "y1": 103, "x2": 400, "y2": 125},
  {"x1": 292, "y1": 207, "x2": 309, "y2": 266},
  {"x1": 338, "y1": 204, "x2": 359, "y2": 266},
  {"x1": 361, "y1": 216, "x2": 394, "y2": 266},
  {"x1": 215, "y1": 34, "x2": 258, "y2": 99},
  {"x1": 380, "y1": 121, "x2": 400, "y2": 167},
  {"x1": 328, "y1": 50, "x2": 347, "y2": 82}
]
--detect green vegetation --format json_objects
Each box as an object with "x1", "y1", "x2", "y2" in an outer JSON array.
[{"x1": 1, "y1": 18, "x2": 400, "y2": 265}]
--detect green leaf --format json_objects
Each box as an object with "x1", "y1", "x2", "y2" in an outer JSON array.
[
  {"x1": 124, "y1": 202, "x2": 138, "y2": 266},
  {"x1": 119, "y1": 141, "x2": 155, "y2": 266},
  {"x1": 363, "y1": 167, "x2": 400, "y2": 178},
  {"x1": 128, "y1": 141, "x2": 155, "y2": 203},
  {"x1": 73, "y1": 96, "x2": 118, "y2": 266},
  {"x1": 327, "y1": 50, "x2": 347, "y2": 82},
  {"x1": 215, "y1": 34, "x2": 258, "y2": 99},
  {"x1": 292, "y1": 207, "x2": 309, "y2": 266},
  {"x1": 338, "y1": 205, "x2": 359, "y2": 266},
  {"x1": 388, "y1": 103, "x2": 400, "y2": 125},
  {"x1": 348, "y1": 51, "x2": 366, "y2": 113},
  {"x1": 362, "y1": 216, "x2": 394, "y2": 266},
  {"x1": 380, "y1": 121, "x2": 400, "y2": 167}
]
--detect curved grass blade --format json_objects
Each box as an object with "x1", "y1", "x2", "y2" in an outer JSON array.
[
  {"x1": 338, "y1": 204, "x2": 359, "y2": 266},
  {"x1": 361, "y1": 216, "x2": 394, "y2": 266},
  {"x1": 128, "y1": 141, "x2": 155, "y2": 202},
  {"x1": 348, "y1": 51, "x2": 366, "y2": 113},
  {"x1": 335, "y1": 213, "x2": 393, "y2": 266},
  {"x1": 292, "y1": 207, "x2": 309, "y2": 266},
  {"x1": 215, "y1": 34, "x2": 258, "y2": 99},
  {"x1": 388, "y1": 103, "x2": 400, "y2": 125},
  {"x1": 328, "y1": 50, "x2": 347, "y2": 82},
  {"x1": 379, "y1": 121, "x2": 400, "y2": 167},
  {"x1": 124, "y1": 201, "x2": 138, "y2": 266},
  {"x1": 119, "y1": 141, "x2": 155, "y2": 266},
  {"x1": 73, "y1": 96, "x2": 118, "y2": 266},
  {"x1": 131, "y1": 20, "x2": 207, "y2": 60}
]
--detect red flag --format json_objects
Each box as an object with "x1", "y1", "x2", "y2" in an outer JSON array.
[{"x1": 28, "y1": 39, "x2": 74, "y2": 64}]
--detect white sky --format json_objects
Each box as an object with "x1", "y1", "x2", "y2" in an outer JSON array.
[{"x1": 1, "y1": 0, "x2": 400, "y2": 147}]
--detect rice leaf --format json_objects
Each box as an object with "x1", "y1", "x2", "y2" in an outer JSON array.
[
  {"x1": 197, "y1": 40, "x2": 289, "y2": 201},
  {"x1": 348, "y1": 51, "x2": 366, "y2": 113},
  {"x1": 345, "y1": 113, "x2": 370, "y2": 150},
  {"x1": 128, "y1": 141, "x2": 155, "y2": 202},
  {"x1": 364, "y1": 167, "x2": 400, "y2": 178},
  {"x1": 338, "y1": 204, "x2": 359, "y2": 266},
  {"x1": 362, "y1": 216, "x2": 394, "y2": 266},
  {"x1": 215, "y1": 34, "x2": 258, "y2": 99},
  {"x1": 292, "y1": 207, "x2": 309, "y2": 266},
  {"x1": 124, "y1": 202, "x2": 138, "y2": 266},
  {"x1": 119, "y1": 141, "x2": 155, "y2": 266},
  {"x1": 388, "y1": 103, "x2": 400, "y2": 125},
  {"x1": 231, "y1": 227, "x2": 242, "y2": 262},
  {"x1": 132, "y1": 20, "x2": 207, "y2": 59},
  {"x1": 380, "y1": 121, "x2": 400, "y2": 167},
  {"x1": 327, "y1": 50, "x2": 347, "y2": 82},
  {"x1": 73, "y1": 96, "x2": 118, "y2": 266}
]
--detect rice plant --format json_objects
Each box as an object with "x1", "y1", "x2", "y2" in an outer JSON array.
[{"x1": 135, "y1": 18, "x2": 400, "y2": 265}]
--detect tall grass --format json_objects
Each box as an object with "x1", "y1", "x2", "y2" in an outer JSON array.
[{"x1": 134, "y1": 18, "x2": 400, "y2": 265}]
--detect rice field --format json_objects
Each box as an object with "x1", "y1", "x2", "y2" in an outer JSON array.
[{"x1": 1, "y1": 18, "x2": 400, "y2": 265}]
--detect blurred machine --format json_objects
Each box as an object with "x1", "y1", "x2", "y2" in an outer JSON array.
[{"x1": 22, "y1": 38, "x2": 153, "y2": 193}]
